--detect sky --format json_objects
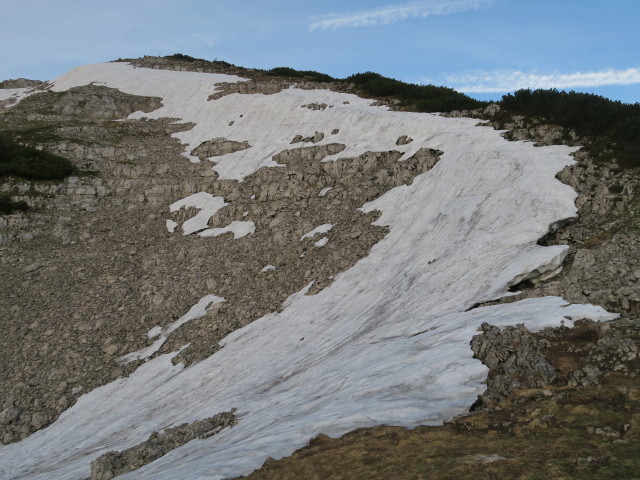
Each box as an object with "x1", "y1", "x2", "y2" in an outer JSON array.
[{"x1": 1, "y1": 0, "x2": 639, "y2": 103}]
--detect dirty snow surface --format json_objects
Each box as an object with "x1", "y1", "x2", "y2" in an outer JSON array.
[{"x1": 0, "y1": 63, "x2": 618, "y2": 479}]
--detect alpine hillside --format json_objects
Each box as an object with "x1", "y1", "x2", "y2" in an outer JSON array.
[{"x1": 0, "y1": 56, "x2": 638, "y2": 480}]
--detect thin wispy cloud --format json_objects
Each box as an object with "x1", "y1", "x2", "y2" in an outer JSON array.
[
  {"x1": 309, "y1": 0, "x2": 495, "y2": 30},
  {"x1": 440, "y1": 68, "x2": 640, "y2": 93}
]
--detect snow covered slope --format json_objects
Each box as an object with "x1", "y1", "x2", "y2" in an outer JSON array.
[{"x1": 0, "y1": 63, "x2": 616, "y2": 479}]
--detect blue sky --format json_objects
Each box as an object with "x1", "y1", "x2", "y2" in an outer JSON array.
[{"x1": 1, "y1": 0, "x2": 639, "y2": 103}]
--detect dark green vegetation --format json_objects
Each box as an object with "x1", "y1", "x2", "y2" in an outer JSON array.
[
  {"x1": 167, "y1": 53, "x2": 202, "y2": 63},
  {"x1": 167, "y1": 53, "x2": 235, "y2": 70},
  {"x1": 0, "y1": 193, "x2": 29, "y2": 214},
  {"x1": 498, "y1": 89, "x2": 640, "y2": 169},
  {"x1": 0, "y1": 133, "x2": 75, "y2": 180},
  {"x1": 267, "y1": 66, "x2": 335, "y2": 84},
  {"x1": 344, "y1": 71, "x2": 487, "y2": 112}
]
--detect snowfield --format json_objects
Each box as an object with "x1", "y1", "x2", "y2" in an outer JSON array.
[{"x1": 0, "y1": 63, "x2": 617, "y2": 479}]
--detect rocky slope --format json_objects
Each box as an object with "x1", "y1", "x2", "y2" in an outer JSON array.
[
  {"x1": 0, "y1": 78, "x2": 439, "y2": 446},
  {"x1": 0, "y1": 57, "x2": 637, "y2": 479}
]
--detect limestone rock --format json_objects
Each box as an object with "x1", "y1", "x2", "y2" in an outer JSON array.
[
  {"x1": 191, "y1": 137, "x2": 250, "y2": 160},
  {"x1": 471, "y1": 323, "x2": 556, "y2": 407}
]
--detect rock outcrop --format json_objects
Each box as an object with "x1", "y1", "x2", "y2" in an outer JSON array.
[{"x1": 90, "y1": 410, "x2": 237, "y2": 480}]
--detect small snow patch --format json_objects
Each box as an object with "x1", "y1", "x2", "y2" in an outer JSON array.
[
  {"x1": 199, "y1": 221, "x2": 256, "y2": 239},
  {"x1": 300, "y1": 223, "x2": 333, "y2": 241},
  {"x1": 0, "y1": 87, "x2": 33, "y2": 105},
  {"x1": 119, "y1": 295, "x2": 224, "y2": 363},
  {"x1": 165, "y1": 220, "x2": 178, "y2": 233},
  {"x1": 314, "y1": 237, "x2": 329, "y2": 247},
  {"x1": 169, "y1": 193, "x2": 227, "y2": 235},
  {"x1": 261, "y1": 265, "x2": 276, "y2": 272},
  {"x1": 318, "y1": 187, "x2": 332, "y2": 197},
  {"x1": 147, "y1": 326, "x2": 162, "y2": 339}
]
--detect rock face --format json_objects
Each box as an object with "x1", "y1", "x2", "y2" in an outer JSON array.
[
  {"x1": 290, "y1": 131, "x2": 325, "y2": 144},
  {"x1": 470, "y1": 317, "x2": 640, "y2": 409}
]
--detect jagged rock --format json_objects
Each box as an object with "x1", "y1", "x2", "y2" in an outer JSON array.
[
  {"x1": 462, "y1": 453, "x2": 509, "y2": 464},
  {"x1": 483, "y1": 103, "x2": 500, "y2": 116},
  {"x1": 208, "y1": 80, "x2": 292, "y2": 100},
  {"x1": 471, "y1": 323, "x2": 556, "y2": 407},
  {"x1": 395, "y1": 135, "x2": 413, "y2": 146},
  {"x1": 290, "y1": 131, "x2": 324, "y2": 144},
  {"x1": 23, "y1": 263, "x2": 41, "y2": 273},
  {"x1": 302, "y1": 103, "x2": 328, "y2": 110}
]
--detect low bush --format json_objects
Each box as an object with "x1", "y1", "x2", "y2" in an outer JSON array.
[
  {"x1": 344, "y1": 71, "x2": 487, "y2": 112},
  {"x1": 168, "y1": 53, "x2": 199, "y2": 62},
  {"x1": 268, "y1": 67, "x2": 335, "y2": 83},
  {"x1": 0, "y1": 134, "x2": 75, "y2": 180}
]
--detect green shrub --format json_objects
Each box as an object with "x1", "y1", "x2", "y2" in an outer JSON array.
[
  {"x1": 0, "y1": 134, "x2": 75, "y2": 180},
  {"x1": 344, "y1": 71, "x2": 487, "y2": 112},
  {"x1": 168, "y1": 53, "x2": 199, "y2": 62}
]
